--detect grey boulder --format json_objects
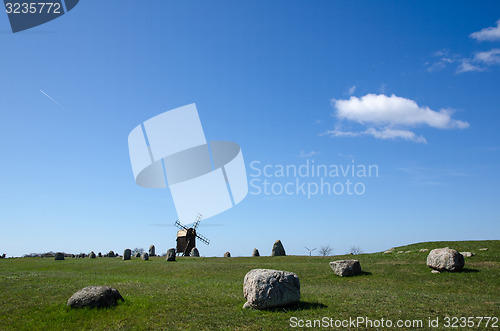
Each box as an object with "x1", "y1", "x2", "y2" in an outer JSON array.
[
  {"x1": 67, "y1": 286, "x2": 124, "y2": 308},
  {"x1": 141, "y1": 252, "x2": 149, "y2": 261},
  {"x1": 460, "y1": 251, "x2": 475, "y2": 257},
  {"x1": 271, "y1": 240, "x2": 286, "y2": 256},
  {"x1": 190, "y1": 247, "x2": 200, "y2": 257},
  {"x1": 242, "y1": 269, "x2": 300, "y2": 309},
  {"x1": 224, "y1": 251, "x2": 231, "y2": 257},
  {"x1": 89, "y1": 251, "x2": 96, "y2": 259},
  {"x1": 427, "y1": 248, "x2": 464, "y2": 272},
  {"x1": 149, "y1": 245, "x2": 156, "y2": 257},
  {"x1": 252, "y1": 248, "x2": 260, "y2": 257},
  {"x1": 54, "y1": 252, "x2": 65, "y2": 260},
  {"x1": 166, "y1": 248, "x2": 176, "y2": 261},
  {"x1": 329, "y1": 260, "x2": 362, "y2": 277},
  {"x1": 123, "y1": 249, "x2": 131, "y2": 260}
]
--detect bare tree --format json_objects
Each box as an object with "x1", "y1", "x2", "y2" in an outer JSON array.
[
  {"x1": 349, "y1": 246, "x2": 363, "y2": 255},
  {"x1": 319, "y1": 245, "x2": 333, "y2": 256},
  {"x1": 132, "y1": 248, "x2": 144, "y2": 255}
]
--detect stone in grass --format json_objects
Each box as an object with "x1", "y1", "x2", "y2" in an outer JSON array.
[
  {"x1": 67, "y1": 286, "x2": 124, "y2": 308},
  {"x1": 123, "y1": 249, "x2": 131, "y2": 260},
  {"x1": 420, "y1": 249, "x2": 429, "y2": 252},
  {"x1": 329, "y1": 260, "x2": 362, "y2": 277},
  {"x1": 89, "y1": 251, "x2": 96, "y2": 259},
  {"x1": 141, "y1": 252, "x2": 149, "y2": 261},
  {"x1": 108, "y1": 251, "x2": 115, "y2": 258},
  {"x1": 190, "y1": 247, "x2": 200, "y2": 257},
  {"x1": 431, "y1": 270, "x2": 440, "y2": 274},
  {"x1": 243, "y1": 269, "x2": 300, "y2": 309},
  {"x1": 271, "y1": 240, "x2": 286, "y2": 256},
  {"x1": 149, "y1": 245, "x2": 156, "y2": 257},
  {"x1": 460, "y1": 252, "x2": 475, "y2": 258},
  {"x1": 135, "y1": 252, "x2": 141, "y2": 258},
  {"x1": 166, "y1": 248, "x2": 176, "y2": 261},
  {"x1": 479, "y1": 248, "x2": 488, "y2": 251},
  {"x1": 252, "y1": 248, "x2": 260, "y2": 257},
  {"x1": 98, "y1": 252, "x2": 102, "y2": 257},
  {"x1": 224, "y1": 251, "x2": 231, "y2": 257},
  {"x1": 383, "y1": 250, "x2": 393, "y2": 254},
  {"x1": 54, "y1": 252, "x2": 65, "y2": 260},
  {"x1": 426, "y1": 248, "x2": 464, "y2": 272}
]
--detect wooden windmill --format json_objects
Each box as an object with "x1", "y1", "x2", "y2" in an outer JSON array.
[{"x1": 174, "y1": 213, "x2": 210, "y2": 256}]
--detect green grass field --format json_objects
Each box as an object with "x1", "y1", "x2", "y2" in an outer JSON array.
[{"x1": 0, "y1": 240, "x2": 498, "y2": 330}]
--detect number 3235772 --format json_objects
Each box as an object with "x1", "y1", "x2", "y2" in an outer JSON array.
[{"x1": 5, "y1": 2, "x2": 62, "y2": 14}]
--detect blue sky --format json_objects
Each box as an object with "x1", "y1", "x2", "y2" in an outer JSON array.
[{"x1": 1, "y1": 1, "x2": 499, "y2": 257}]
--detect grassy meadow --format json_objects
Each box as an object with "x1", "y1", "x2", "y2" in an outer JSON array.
[{"x1": 0, "y1": 240, "x2": 498, "y2": 330}]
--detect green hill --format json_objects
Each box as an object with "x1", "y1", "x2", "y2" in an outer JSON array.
[{"x1": 0, "y1": 240, "x2": 498, "y2": 330}]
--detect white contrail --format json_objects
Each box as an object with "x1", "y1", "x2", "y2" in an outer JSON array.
[{"x1": 40, "y1": 90, "x2": 64, "y2": 109}]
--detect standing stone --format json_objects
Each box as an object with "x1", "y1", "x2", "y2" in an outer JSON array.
[
  {"x1": 108, "y1": 251, "x2": 115, "y2": 258},
  {"x1": 54, "y1": 252, "x2": 65, "y2": 260},
  {"x1": 252, "y1": 248, "x2": 260, "y2": 257},
  {"x1": 427, "y1": 248, "x2": 465, "y2": 272},
  {"x1": 329, "y1": 260, "x2": 362, "y2": 277},
  {"x1": 191, "y1": 247, "x2": 200, "y2": 257},
  {"x1": 166, "y1": 248, "x2": 176, "y2": 261},
  {"x1": 89, "y1": 251, "x2": 96, "y2": 259},
  {"x1": 149, "y1": 245, "x2": 156, "y2": 257},
  {"x1": 271, "y1": 240, "x2": 286, "y2": 256},
  {"x1": 98, "y1": 252, "x2": 102, "y2": 257},
  {"x1": 224, "y1": 251, "x2": 231, "y2": 257},
  {"x1": 123, "y1": 249, "x2": 131, "y2": 260},
  {"x1": 242, "y1": 269, "x2": 300, "y2": 309},
  {"x1": 67, "y1": 286, "x2": 124, "y2": 308},
  {"x1": 141, "y1": 252, "x2": 149, "y2": 261},
  {"x1": 135, "y1": 252, "x2": 141, "y2": 258}
]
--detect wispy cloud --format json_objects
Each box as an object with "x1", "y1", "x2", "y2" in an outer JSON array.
[
  {"x1": 40, "y1": 90, "x2": 64, "y2": 109},
  {"x1": 299, "y1": 150, "x2": 320, "y2": 158},
  {"x1": 470, "y1": 19, "x2": 500, "y2": 41},
  {"x1": 324, "y1": 94, "x2": 468, "y2": 143},
  {"x1": 427, "y1": 19, "x2": 500, "y2": 74},
  {"x1": 346, "y1": 85, "x2": 356, "y2": 96}
]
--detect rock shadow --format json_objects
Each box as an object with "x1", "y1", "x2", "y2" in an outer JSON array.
[{"x1": 264, "y1": 301, "x2": 327, "y2": 312}]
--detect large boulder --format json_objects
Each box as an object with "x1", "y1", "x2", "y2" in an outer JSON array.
[
  {"x1": 190, "y1": 247, "x2": 200, "y2": 257},
  {"x1": 427, "y1": 248, "x2": 464, "y2": 272},
  {"x1": 141, "y1": 252, "x2": 149, "y2": 261},
  {"x1": 54, "y1": 252, "x2": 65, "y2": 260},
  {"x1": 252, "y1": 248, "x2": 260, "y2": 257},
  {"x1": 271, "y1": 240, "x2": 286, "y2": 256},
  {"x1": 123, "y1": 249, "x2": 131, "y2": 260},
  {"x1": 108, "y1": 251, "x2": 115, "y2": 258},
  {"x1": 166, "y1": 248, "x2": 176, "y2": 261},
  {"x1": 149, "y1": 245, "x2": 156, "y2": 257},
  {"x1": 67, "y1": 286, "x2": 124, "y2": 308},
  {"x1": 329, "y1": 260, "x2": 362, "y2": 277},
  {"x1": 224, "y1": 251, "x2": 231, "y2": 257},
  {"x1": 242, "y1": 269, "x2": 300, "y2": 309},
  {"x1": 89, "y1": 251, "x2": 96, "y2": 259}
]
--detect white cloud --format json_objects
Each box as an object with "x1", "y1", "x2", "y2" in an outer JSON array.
[
  {"x1": 326, "y1": 94, "x2": 469, "y2": 143},
  {"x1": 470, "y1": 19, "x2": 500, "y2": 41},
  {"x1": 333, "y1": 94, "x2": 469, "y2": 129},
  {"x1": 299, "y1": 150, "x2": 320, "y2": 158}
]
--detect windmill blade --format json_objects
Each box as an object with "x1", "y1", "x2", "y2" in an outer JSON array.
[
  {"x1": 195, "y1": 232, "x2": 210, "y2": 245},
  {"x1": 174, "y1": 220, "x2": 189, "y2": 231},
  {"x1": 192, "y1": 213, "x2": 203, "y2": 229}
]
